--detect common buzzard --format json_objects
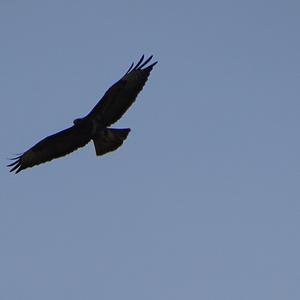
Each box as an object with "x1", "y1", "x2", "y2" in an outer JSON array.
[{"x1": 8, "y1": 55, "x2": 157, "y2": 173}]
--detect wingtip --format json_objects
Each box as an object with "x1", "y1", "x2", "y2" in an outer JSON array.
[
  {"x1": 134, "y1": 55, "x2": 145, "y2": 70},
  {"x1": 125, "y1": 62, "x2": 134, "y2": 74},
  {"x1": 9, "y1": 163, "x2": 22, "y2": 173},
  {"x1": 152, "y1": 60, "x2": 158, "y2": 66},
  {"x1": 146, "y1": 60, "x2": 158, "y2": 70},
  {"x1": 7, "y1": 154, "x2": 23, "y2": 174}
]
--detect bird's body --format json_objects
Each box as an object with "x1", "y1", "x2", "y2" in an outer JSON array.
[{"x1": 8, "y1": 55, "x2": 157, "y2": 173}]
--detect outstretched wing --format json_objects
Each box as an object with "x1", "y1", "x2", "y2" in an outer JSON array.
[
  {"x1": 88, "y1": 55, "x2": 157, "y2": 127},
  {"x1": 8, "y1": 125, "x2": 92, "y2": 174}
]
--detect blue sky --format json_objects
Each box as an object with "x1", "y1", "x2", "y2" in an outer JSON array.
[{"x1": 1, "y1": 1, "x2": 300, "y2": 299}]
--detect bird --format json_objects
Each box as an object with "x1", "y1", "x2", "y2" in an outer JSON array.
[{"x1": 8, "y1": 55, "x2": 157, "y2": 174}]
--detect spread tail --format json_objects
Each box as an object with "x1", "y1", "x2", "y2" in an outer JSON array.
[{"x1": 92, "y1": 128, "x2": 131, "y2": 156}]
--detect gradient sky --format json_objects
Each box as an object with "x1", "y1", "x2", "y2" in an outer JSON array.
[{"x1": 1, "y1": 1, "x2": 300, "y2": 299}]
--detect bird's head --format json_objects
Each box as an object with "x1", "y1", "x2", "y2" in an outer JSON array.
[{"x1": 73, "y1": 118, "x2": 84, "y2": 125}]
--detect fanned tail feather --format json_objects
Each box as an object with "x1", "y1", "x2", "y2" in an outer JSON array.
[{"x1": 93, "y1": 128, "x2": 131, "y2": 156}]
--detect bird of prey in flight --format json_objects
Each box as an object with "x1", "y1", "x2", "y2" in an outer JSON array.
[{"x1": 8, "y1": 55, "x2": 157, "y2": 174}]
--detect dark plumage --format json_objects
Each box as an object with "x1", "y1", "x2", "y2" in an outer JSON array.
[{"x1": 8, "y1": 55, "x2": 157, "y2": 173}]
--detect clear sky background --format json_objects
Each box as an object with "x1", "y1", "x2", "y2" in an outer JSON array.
[{"x1": 1, "y1": 1, "x2": 299, "y2": 299}]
